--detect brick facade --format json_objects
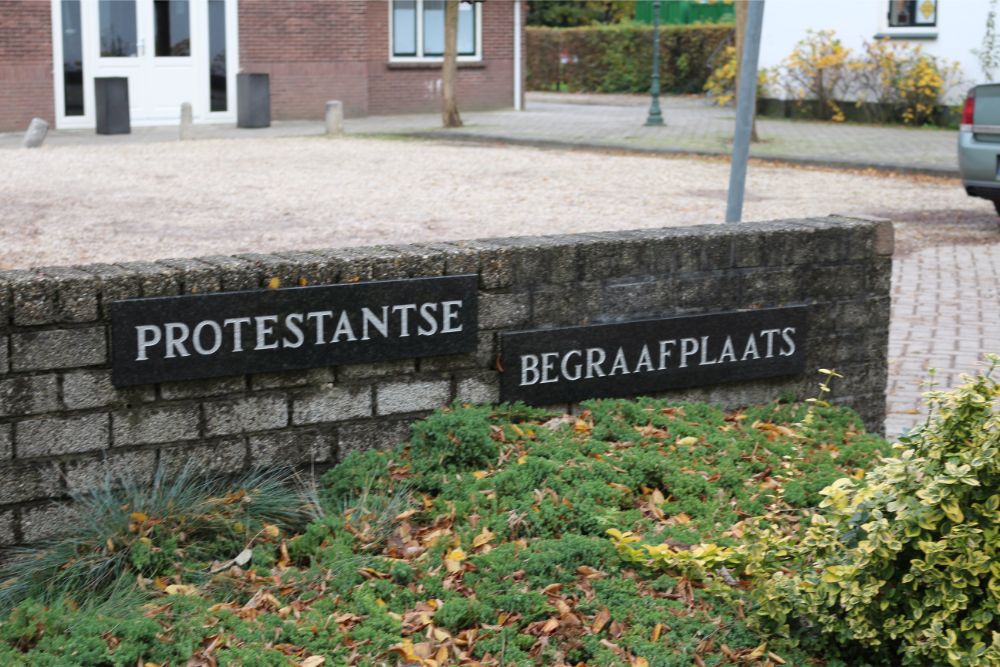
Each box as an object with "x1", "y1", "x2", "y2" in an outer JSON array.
[
  {"x1": 0, "y1": 1, "x2": 522, "y2": 130},
  {"x1": 0, "y1": 217, "x2": 892, "y2": 546},
  {"x1": 0, "y1": 1, "x2": 54, "y2": 131},
  {"x1": 239, "y1": 0, "x2": 519, "y2": 119}
]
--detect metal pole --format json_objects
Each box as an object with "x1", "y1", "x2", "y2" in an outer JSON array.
[
  {"x1": 725, "y1": 0, "x2": 765, "y2": 223},
  {"x1": 645, "y1": 0, "x2": 663, "y2": 126}
]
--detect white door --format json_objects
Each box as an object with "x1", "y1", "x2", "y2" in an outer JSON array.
[{"x1": 51, "y1": 0, "x2": 238, "y2": 128}]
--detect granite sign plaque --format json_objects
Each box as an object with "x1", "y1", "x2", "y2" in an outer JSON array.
[
  {"x1": 111, "y1": 275, "x2": 478, "y2": 386},
  {"x1": 499, "y1": 307, "x2": 807, "y2": 405}
]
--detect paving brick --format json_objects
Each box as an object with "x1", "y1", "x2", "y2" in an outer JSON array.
[
  {"x1": 113, "y1": 405, "x2": 200, "y2": 446},
  {"x1": 478, "y1": 292, "x2": 530, "y2": 329},
  {"x1": 337, "y1": 360, "x2": 415, "y2": 381},
  {"x1": 234, "y1": 252, "x2": 321, "y2": 289},
  {"x1": 197, "y1": 255, "x2": 259, "y2": 291},
  {"x1": 740, "y1": 267, "x2": 806, "y2": 306},
  {"x1": 370, "y1": 244, "x2": 447, "y2": 279},
  {"x1": 273, "y1": 250, "x2": 342, "y2": 285},
  {"x1": 17, "y1": 413, "x2": 110, "y2": 458},
  {"x1": 115, "y1": 261, "x2": 180, "y2": 297},
  {"x1": 249, "y1": 429, "x2": 333, "y2": 466},
  {"x1": 39, "y1": 266, "x2": 99, "y2": 323},
  {"x1": 455, "y1": 372, "x2": 500, "y2": 405},
  {"x1": 76, "y1": 263, "x2": 142, "y2": 316},
  {"x1": 160, "y1": 376, "x2": 245, "y2": 400},
  {"x1": 160, "y1": 438, "x2": 247, "y2": 477},
  {"x1": 485, "y1": 235, "x2": 580, "y2": 287},
  {"x1": 530, "y1": 283, "x2": 603, "y2": 327},
  {"x1": 2, "y1": 269, "x2": 57, "y2": 326},
  {"x1": 337, "y1": 418, "x2": 413, "y2": 456},
  {"x1": 414, "y1": 242, "x2": 481, "y2": 277},
  {"x1": 601, "y1": 278, "x2": 676, "y2": 314},
  {"x1": 11, "y1": 327, "x2": 107, "y2": 371},
  {"x1": 251, "y1": 368, "x2": 335, "y2": 389},
  {"x1": 156, "y1": 257, "x2": 223, "y2": 294},
  {"x1": 0, "y1": 280, "x2": 10, "y2": 332},
  {"x1": 63, "y1": 369, "x2": 154, "y2": 410},
  {"x1": 0, "y1": 462, "x2": 61, "y2": 503},
  {"x1": 0, "y1": 509, "x2": 14, "y2": 547},
  {"x1": 293, "y1": 384, "x2": 372, "y2": 425},
  {"x1": 21, "y1": 501, "x2": 75, "y2": 543},
  {"x1": 63, "y1": 449, "x2": 157, "y2": 493},
  {"x1": 205, "y1": 394, "x2": 288, "y2": 436},
  {"x1": 0, "y1": 423, "x2": 10, "y2": 460},
  {"x1": 0, "y1": 374, "x2": 59, "y2": 417},
  {"x1": 376, "y1": 378, "x2": 451, "y2": 415},
  {"x1": 419, "y1": 331, "x2": 496, "y2": 372}
]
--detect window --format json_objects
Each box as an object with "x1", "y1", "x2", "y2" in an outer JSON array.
[
  {"x1": 391, "y1": 0, "x2": 479, "y2": 60},
  {"x1": 208, "y1": 0, "x2": 227, "y2": 111},
  {"x1": 99, "y1": 0, "x2": 137, "y2": 57},
  {"x1": 887, "y1": 0, "x2": 937, "y2": 27},
  {"x1": 61, "y1": 0, "x2": 84, "y2": 116},
  {"x1": 154, "y1": 0, "x2": 191, "y2": 57}
]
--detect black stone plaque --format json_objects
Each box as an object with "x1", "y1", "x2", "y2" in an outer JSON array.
[
  {"x1": 500, "y1": 307, "x2": 808, "y2": 405},
  {"x1": 111, "y1": 275, "x2": 478, "y2": 386}
]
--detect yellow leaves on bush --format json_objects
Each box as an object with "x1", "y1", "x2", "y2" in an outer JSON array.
[{"x1": 704, "y1": 45, "x2": 773, "y2": 107}]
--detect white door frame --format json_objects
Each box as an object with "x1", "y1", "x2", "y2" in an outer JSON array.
[{"x1": 50, "y1": 0, "x2": 239, "y2": 129}]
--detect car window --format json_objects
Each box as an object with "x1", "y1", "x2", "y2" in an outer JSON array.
[{"x1": 975, "y1": 85, "x2": 1000, "y2": 126}]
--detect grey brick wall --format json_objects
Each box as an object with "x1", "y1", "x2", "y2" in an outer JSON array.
[{"x1": 0, "y1": 216, "x2": 892, "y2": 547}]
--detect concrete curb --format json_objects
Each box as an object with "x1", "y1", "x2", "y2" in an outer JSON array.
[{"x1": 388, "y1": 130, "x2": 960, "y2": 179}]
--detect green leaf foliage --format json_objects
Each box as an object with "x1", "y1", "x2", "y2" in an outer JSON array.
[
  {"x1": 526, "y1": 24, "x2": 733, "y2": 94},
  {"x1": 745, "y1": 359, "x2": 1000, "y2": 666},
  {"x1": 0, "y1": 392, "x2": 889, "y2": 665}
]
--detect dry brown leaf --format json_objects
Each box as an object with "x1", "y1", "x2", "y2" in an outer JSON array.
[{"x1": 591, "y1": 607, "x2": 610, "y2": 634}]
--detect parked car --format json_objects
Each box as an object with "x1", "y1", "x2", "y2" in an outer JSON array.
[{"x1": 959, "y1": 84, "x2": 1000, "y2": 215}]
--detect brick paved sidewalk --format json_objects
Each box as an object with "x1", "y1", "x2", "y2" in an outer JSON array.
[
  {"x1": 347, "y1": 92, "x2": 959, "y2": 175},
  {"x1": 886, "y1": 233, "x2": 1000, "y2": 437}
]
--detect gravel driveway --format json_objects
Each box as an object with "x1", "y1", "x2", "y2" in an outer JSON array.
[{"x1": 0, "y1": 135, "x2": 987, "y2": 268}]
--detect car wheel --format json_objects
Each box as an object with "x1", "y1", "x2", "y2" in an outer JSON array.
[{"x1": 995, "y1": 200, "x2": 1000, "y2": 217}]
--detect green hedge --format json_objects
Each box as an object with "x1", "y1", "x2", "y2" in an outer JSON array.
[{"x1": 526, "y1": 24, "x2": 733, "y2": 94}]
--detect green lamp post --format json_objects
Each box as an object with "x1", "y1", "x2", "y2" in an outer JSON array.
[{"x1": 645, "y1": 0, "x2": 664, "y2": 126}]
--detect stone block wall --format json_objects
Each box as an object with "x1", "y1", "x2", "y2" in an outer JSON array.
[{"x1": 0, "y1": 216, "x2": 892, "y2": 546}]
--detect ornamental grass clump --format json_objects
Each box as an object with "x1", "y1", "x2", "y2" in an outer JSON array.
[
  {"x1": 752, "y1": 356, "x2": 1000, "y2": 666},
  {"x1": 0, "y1": 465, "x2": 311, "y2": 614}
]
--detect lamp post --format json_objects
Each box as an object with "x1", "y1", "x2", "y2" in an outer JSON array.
[{"x1": 645, "y1": 0, "x2": 664, "y2": 126}]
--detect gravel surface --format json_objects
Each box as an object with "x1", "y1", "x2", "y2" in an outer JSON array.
[{"x1": 0, "y1": 135, "x2": 989, "y2": 269}]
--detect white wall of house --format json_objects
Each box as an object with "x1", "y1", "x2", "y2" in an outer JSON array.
[{"x1": 759, "y1": 0, "x2": 993, "y2": 101}]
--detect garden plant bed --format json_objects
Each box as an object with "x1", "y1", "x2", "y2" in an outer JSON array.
[{"x1": 0, "y1": 394, "x2": 897, "y2": 666}]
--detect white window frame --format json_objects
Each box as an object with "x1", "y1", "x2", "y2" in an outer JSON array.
[
  {"x1": 876, "y1": 0, "x2": 939, "y2": 39},
  {"x1": 388, "y1": 0, "x2": 483, "y2": 63}
]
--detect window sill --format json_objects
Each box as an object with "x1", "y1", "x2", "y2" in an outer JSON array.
[
  {"x1": 873, "y1": 30, "x2": 938, "y2": 40},
  {"x1": 386, "y1": 61, "x2": 486, "y2": 70}
]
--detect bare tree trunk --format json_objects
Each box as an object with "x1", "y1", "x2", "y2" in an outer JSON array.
[
  {"x1": 442, "y1": 0, "x2": 463, "y2": 128},
  {"x1": 734, "y1": 1, "x2": 759, "y2": 142}
]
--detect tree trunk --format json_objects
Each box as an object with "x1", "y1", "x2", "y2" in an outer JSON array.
[
  {"x1": 734, "y1": 1, "x2": 759, "y2": 142},
  {"x1": 442, "y1": 0, "x2": 463, "y2": 128}
]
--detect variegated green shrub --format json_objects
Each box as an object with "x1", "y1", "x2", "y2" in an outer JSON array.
[{"x1": 755, "y1": 356, "x2": 1000, "y2": 666}]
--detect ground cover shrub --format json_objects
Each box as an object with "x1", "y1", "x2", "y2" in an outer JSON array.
[
  {"x1": 612, "y1": 359, "x2": 999, "y2": 666},
  {"x1": 0, "y1": 390, "x2": 889, "y2": 665},
  {"x1": 526, "y1": 24, "x2": 732, "y2": 94}
]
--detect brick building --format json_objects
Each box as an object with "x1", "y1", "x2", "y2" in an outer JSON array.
[{"x1": 0, "y1": 0, "x2": 525, "y2": 132}]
